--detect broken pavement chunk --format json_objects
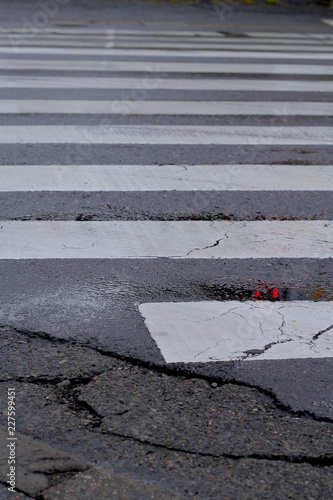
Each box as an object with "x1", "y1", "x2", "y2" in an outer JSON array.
[
  {"x1": 43, "y1": 469, "x2": 186, "y2": 500},
  {"x1": 0, "y1": 425, "x2": 88, "y2": 497}
]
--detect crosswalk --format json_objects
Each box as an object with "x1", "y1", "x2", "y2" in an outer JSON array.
[
  {"x1": 2, "y1": 60, "x2": 333, "y2": 73},
  {"x1": 1, "y1": 164, "x2": 331, "y2": 191},
  {"x1": 0, "y1": 27, "x2": 332, "y2": 365},
  {"x1": 0, "y1": 77, "x2": 332, "y2": 91}
]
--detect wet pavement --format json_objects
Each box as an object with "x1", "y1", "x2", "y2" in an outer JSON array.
[{"x1": 0, "y1": 0, "x2": 333, "y2": 498}]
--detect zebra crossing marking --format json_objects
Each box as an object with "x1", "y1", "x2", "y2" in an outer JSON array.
[
  {"x1": 0, "y1": 164, "x2": 331, "y2": 192},
  {"x1": 3, "y1": 47, "x2": 333, "y2": 57},
  {"x1": 139, "y1": 301, "x2": 333, "y2": 363},
  {"x1": 1, "y1": 59, "x2": 333, "y2": 74},
  {"x1": 2, "y1": 100, "x2": 333, "y2": 116},
  {"x1": 1, "y1": 125, "x2": 332, "y2": 145},
  {"x1": 322, "y1": 19, "x2": 333, "y2": 29},
  {"x1": 4, "y1": 35, "x2": 333, "y2": 46},
  {"x1": 246, "y1": 30, "x2": 333, "y2": 38},
  {"x1": 0, "y1": 221, "x2": 331, "y2": 259},
  {"x1": 1, "y1": 76, "x2": 332, "y2": 92}
]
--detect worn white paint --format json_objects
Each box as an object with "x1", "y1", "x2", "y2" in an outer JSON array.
[
  {"x1": 1, "y1": 28, "x2": 223, "y2": 36},
  {"x1": 4, "y1": 36, "x2": 333, "y2": 46},
  {"x1": 1, "y1": 76, "x2": 332, "y2": 92},
  {"x1": 3, "y1": 47, "x2": 333, "y2": 57},
  {"x1": 1, "y1": 26, "x2": 332, "y2": 39},
  {"x1": 2, "y1": 34, "x2": 226, "y2": 42},
  {"x1": 0, "y1": 164, "x2": 331, "y2": 192},
  {"x1": 0, "y1": 221, "x2": 331, "y2": 259},
  {"x1": 1, "y1": 125, "x2": 332, "y2": 145},
  {"x1": 322, "y1": 19, "x2": 333, "y2": 28},
  {"x1": 0, "y1": 59, "x2": 332, "y2": 75},
  {"x1": 139, "y1": 301, "x2": 333, "y2": 363},
  {"x1": 3, "y1": 43, "x2": 253, "y2": 51},
  {"x1": 246, "y1": 31, "x2": 333, "y2": 39},
  {"x1": 0, "y1": 32, "x2": 327, "y2": 42},
  {"x1": 2, "y1": 100, "x2": 333, "y2": 116}
]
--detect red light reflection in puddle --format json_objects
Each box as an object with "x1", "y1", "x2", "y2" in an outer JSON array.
[{"x1": 252, "y1": 287, "x2": 280, "y2": 301}]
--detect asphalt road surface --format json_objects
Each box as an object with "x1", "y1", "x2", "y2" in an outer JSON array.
[{"x1": 0, "y1": 0, "x2": 333, "y2": 498}]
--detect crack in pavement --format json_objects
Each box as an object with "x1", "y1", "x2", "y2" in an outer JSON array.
[
  {"x1": 1, "y1": 321, "x2": 333, "y2": 487},
  {"x1": 1, "y1": 325, "x2": 333, "y2": 424},
  {"x1": 312, "y1": 324, "x2": 333, "y2": 342},
  {"x1": 173, "y1": 232, "x2": 229, "y2": 258},
  {"x1": 241, "y1": 338, "x2": 294, "y2": 361},
  {"x1": 277, "y1": 308, "x2": 287, "y2": 340},
  {"x1": 95, "y1": 429, "x2": 333, "y2": 467},
  {"x1": 190, "y1": 305, "x2": 243, "y2": 325},
  {"x1": 310, "y1": 323, "x2": 333, "y2": 352}
]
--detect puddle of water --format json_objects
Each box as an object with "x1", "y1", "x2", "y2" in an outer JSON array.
[
  {"x1": 199, "y1": 281, "x2": 333, "y2": 302},
  {"x1": 310, "y1": 281, "x2": 332, "y2": 301}
]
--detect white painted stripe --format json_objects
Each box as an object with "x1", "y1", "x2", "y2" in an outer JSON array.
[
  {"x1": 139, "y1": 301, "x2": 333, "y2": 363},
  {"x1": 102, "y1": 29, "x2": 224, "y2": 37},
  {"x1": 105, "y1": 43, "x2": 333, "y2": 53},
  {"x1": 1, "y1": 27, "x2": 331, "y2": 40},
  {"x1": 0, "y1": 164, "x2": 331, "y2": 192},
  {"x1": 2, "y1": 100, "x2": 333, "y2": 116},
  {"x1": 1, "y1": 28, "x2": 317, "y2": 40},
  {"x1": 2, "y1": 33, "x2": 331, "y2": 41},
  {"x1": 4, "y1": 36, "x2": 333, "y2": 46},
  {"x1": 1, "y1": 28, "x2": 223, "y2": 37},
  {"x1": 4, "y1": 46, "x2": 333, "y2": 57},
  {"x1": 2, "y1": 34, "x2": 227, "y2": 42},
  {"x1": 0, "y1": 76, "x2": 332, "y2": 93},
  {"x1": 246, "y1": 31, "x2": 333, "y2": 39},
  {"x1": 9, "y1": 42, "x2": 235, "y2": 50},
  {"x1": 1, "y1": 164, "x2": 331, "y2": 192},
  {"x1": 0, "y1": 221, "x2": 331, "y2": 259},
  {"x1": 0, "y1": 59, "x2": 332, "y2": 75},
  {"x1": 1, "y1": 125, "x2": 332, "y2": 145},
  {"x1": 10, "y1": 43, "x2": 264, "y2": 51},
  {"x1": 322, "y1": 19, "x2": 333, "y2": 28},
  {"x1": 8, "y1": 43, "x2": 323, "y2": 51},
  {"x1": 0, "y1": 26, "x2": 333, "y2": 43}
]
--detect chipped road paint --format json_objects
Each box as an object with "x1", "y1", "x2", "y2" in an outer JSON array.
[
  {"x1": 0, "y1": 164, "x2": 331, "y2": 191},
  {"x1": 139, "y1": 301, "x2": 333, "y2": 363},
  {"x1": 0, "y1": 220, "x2": 331, "y2": 259}
]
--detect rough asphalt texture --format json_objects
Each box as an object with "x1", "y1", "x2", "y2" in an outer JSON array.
[{"x1": 1, "y1": 326, "x2": 333, "y2": 498}]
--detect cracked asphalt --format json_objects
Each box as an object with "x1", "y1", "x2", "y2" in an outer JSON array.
[
  {"x1": 0, "y1": 0, "x2": 333, "y2": 498},
  {"x1": 1, "y1": 326, "x2": 333, "y2": 499}
]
